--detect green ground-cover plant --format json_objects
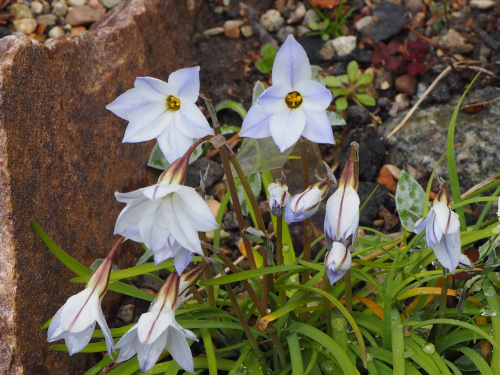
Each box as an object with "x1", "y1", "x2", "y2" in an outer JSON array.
[
  {"x1": 35, "y1": 34, "x2": 500, "y2": 375},
  {"x1": 324, "y1": 60, "x2": 376, "y2": 111},
  {"x1": 307, "y1": 2, "x2": 357, "y2": 41}
]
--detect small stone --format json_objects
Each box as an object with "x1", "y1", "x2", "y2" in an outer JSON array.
[
  {"x1": 470, "y1": 0, "x2": 495, "y2": 9},
  {"x1": 296, "y1": 25, "x2": 309, "y2": 38},
  {"x1": 287, "y1": 2, "x2": 306, "y2": 24},
  {"x1": 223, "y1": 20, "x2": 244, "y2": 39},
  {"x1": 13, "y1": 18, "x2": 37, "y2": 34},
  {"x1": 479, "y1": 44, "x2": 491, "y2": 61},
  {"x1": 436, "y1": 29, "x2": 473, "y2": 54},
  {"x1": 65, "y1": 5, "x2": 102, "y2": 26},
  {"x1": 223, "y1": 211, "x2": 239, "y2": 231},
  {"x1": 206, "y1": 198, "x2": 222, "y2": 218},
  {"x1": 347, "y1": 105, "x2": 371, "y2": 125},
  {"x1": 36, "y1": 14, "x2": 57, "y2": 26},
  {"x1": 52, "y1": 2, "x2": 68, "y2": 17},
  {"x1": 0, "y1": 26, "x2": 12, "y2": 38},
  {"x1": 376, "y1": 165, "x2": 397, "y2": 193},
  {"x1": 48, "y1": 26, "x2": 65, "y2": 38},
  {"x1": 416, "y1": 82, "x2": 428, "y2": 98},
  {"x1": 427, "y1": 82, "x2": 450, "y2": 103},
  {"x1": 395, "y1": 74, "x2": 417, "y2": 96},
  {"x1": 30, "y1": 1, "x2": 44, "y2": 14},
  {"x1": 117, "y1": 304, "x2": 135, "y2": 323},
  {"x1": 319, "y1": 40, "x2": 335, "y2": 60},
  {"x1": 70, "y1": 25, "x2": 86, "y2": 36},
  {"x1": 209, "y1": 182, "x2": 227, "y2": 202},
  {"x1": 100, "y1": 0, "x2": 122, "y2": 8},
  {"x1": 260, "y1": 9, "x2": 284, "y2": 32},
  {"x1": 373, "y1": 219, "x2": 384, "y2": 227},
  {"x1": 332, "y1": 36, "x2": 356, "y2": 56},
  {"x1": 369, "y1": 2, "x2": 406, "y2": 43},
  {"x1": 275, "y1": 26, "x2": 294, "y2": 43},
  {"x1": 68, "y1": 0, "x2": 87, "y2": 6},
  {"x1": 375, "y1": 68, "x2": 392, "y2": 90},
  {"x1": 404, "y1": 0, "x2": 423, "y2": 14},
  {"x1": 8, "y1": 3, "x2": 33, "y2": 19},
  {"x1": 302, "y1": 8, "x2": 319, "y2": 26},
  {"x1": 88, "y1": 0, "x2": 107, "y2": 14},
  {"x1": 202, "y1": 27, "x2": 224, "y2": 37},
  {"x1": 240, "y1": 25, "x2": 253, "y2": 38},
  {"x1": 355, "y1": 16, "x2": 372, "y2": 32}
]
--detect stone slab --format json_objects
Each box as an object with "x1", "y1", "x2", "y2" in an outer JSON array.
[{"x1": 0, "y1": 0, "x2": 197, "y2": 373}]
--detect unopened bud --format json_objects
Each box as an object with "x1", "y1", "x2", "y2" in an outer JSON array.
[
  {"x1": 267, "y1": 181, "x2": 291, "y2": 217},
  {"x1": 179, "y1": 266, "x2": 204, "y2": 295},
  {"x1": 325, "y1": 242, "x2": 352, "y2": 285},
  {"x1": 155, "y1": 272, "x2": 180, "y2": 310},
  {"x1": 158, "y1": 156, "x2": 189, "y2": 185},
  {"x1": 285, "y1": 181, "x2": 330, "y2": 223},
  {"x1": 435, "y1": 181, "x2": 452, "y2": 206},
  {"x1": 338, "y1": 142, "x2": 359, "y2": 191}
]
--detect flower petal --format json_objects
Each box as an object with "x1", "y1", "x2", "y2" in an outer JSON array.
[
  {"x1": 95, "y1": 304, "x2": 114, "y2": 356},
  {"x1": 325, "y1": 186, "x2": 360, "y2": 242},
  {"x1": 175, "y1": 187, "x2": 219, "y2": 232},
  {"x1": 169, "y1": 67, "x2": 201, "y2": 103},
  {"x1": 176, "y1": 101, "x2": 213, "y2": 139},
  {"x1": 137, "y1": 308, "x2": 175, "y2": 345},
  {"x1": 258, "y1": 84, "x2": 292, "y2": 114},
  {"x1": 433, "y1": 231, "x2": 461, "y2": 274},
  {"x1": 122, "y1": 110, "x2": 173, "y2": 143},
  {"x1": 106, "y1": 89, "x2": 159, "y2": 121},
  {"x1": 173, "y1": 247, "x2": 194, "y2": 275},
  {"x1": 60, "y1": 288, "x2": 99, "y2": 333},
  {"x1": 295, "y1": 80, "x2": 333, "y2": 111},
  {"x1": 239, "y1": 103, "x2": 272, "y2": 139},
  {"x1": 434, "y1": 202, "x2": 459, "y2": 235},
  {"x1": 137, "y1": 331, "x2": 168, "y2": 373},
  {"x1": 47, "y1": 305, "x2": 64, "y2": 342},
  {"x1": 272, "y1": 35, "x2": 312, "y2": 87},
  {"x1": 301, "y1": 110, "x2": 334, "y2": 145},
  {"x1": 142, "y1": 183, "x2": 180, "y2": 201},
  {"x1": 269, "y1": 109, "x2": 306, "y2": 152},
  {"x1": 63, "y1": 323, "x2": 96, "y2": 355},
  {"x1": 156, "y1": 118, "x2": 196, "y2": 163},
  {"x1": 115, "y1": 326, "x2": 140, "y2": 363},
  {"x1": 166, "y1": 325, "x2": 195, "y2": 373},
  {"x1": 114, "y1": 196, "x2": 159, "y2": 236},
  {"x1": 135, "y1": 77, "x2": 174, "y2": 98}
]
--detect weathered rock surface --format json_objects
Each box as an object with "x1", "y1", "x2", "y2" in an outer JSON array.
[
  {"x1": 0, "y1": 0, "x2": 197, "y2": 373},
  {"x1": 379, "y1": 87, "x2": 500, "y2": 192}
]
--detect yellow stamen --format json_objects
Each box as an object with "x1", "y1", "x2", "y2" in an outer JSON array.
[
  {"x1": 166, "y1": 95, "x2": 181, "y2": 111},
  {"x1": 285, "y1": 91, "x2": 303, "y2": 109}
]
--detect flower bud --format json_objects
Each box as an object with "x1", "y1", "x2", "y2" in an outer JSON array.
[
  {"x1": 285, "y1": 181, "x2": 330, "y2": 223},
  {"x1": 154, "y1": 272, "x2": 180, "y2": 312},
  {"x1": 158, "y1": 154, "x2": 189, "y2": 185},
  {"x1": 338, "y1": 142, "x2": 359, "y2": 191},
  {"x1": 434, "y1": 181, "x2": 452, "y2": 207},
  {"x1": 458, "y1": 253, "x2": 474, "y2": 271},
  {"x1": 325, "y1": 242, "x2": 352, "y2": 285},
  {"x1": 179, "y1": 266, "x2": 204, "y2": 296},
  {"x1": 267, "y1": 181, "x2": 291, "y2": 217}
]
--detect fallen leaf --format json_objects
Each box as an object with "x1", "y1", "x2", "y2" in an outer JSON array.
[{"x1": 310, "y1": 0, "x2": 341, "y2": 9}]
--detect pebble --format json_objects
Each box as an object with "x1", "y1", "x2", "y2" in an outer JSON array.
[
  {"x1": 275, "y1": 26, "x2": 294, "y2": 43},
  {"x1": 70, "y1": 25, "x2": 86, "y2": 36},
  {"x1": 375, "y1": 68, "x2": 392, "y2": 90},
  {"x1": 89, "y1": 0, "x2": 107, "y2": 14},
  {"x1": 203, "y1": 27, "x2": 224, "y2": 37},
  {"x1": 260, "y1": 9, "x2": 284, "y2": 32},
  {"x1": 302, "y1": 8, "x2": 319, "y2": 26},
  {"x1": 30, "y1": 1, "x2": 44, "y2": 14},
  {"x1": 436, "y1": 29, "x2": 473, "y2": 54},
  {"x1": 287, "y1": 2, "x2": 306, "y2": 24},
  {"x1": 65, "y1": 5, "x2": 102, "y2": 26},
  {"x1": 8, "y1": 3, "x2": 33, "y2": 19},
  {"x1": 347, "y1": 105, "x2": 371, "y2": 125},
  {"x1": 101, "y1": 0, "x2": 122, "y2": 8},
  {"x1": 68, "y1": 0, "x2": 87, "y2": 6},
  {"x1": 48, "y1": 26, "x2": 65, "y2": 38},
  {"x1": 470, "y1": 0, "x2": 495, "y2": 9},
  {"x1": 355, "y1": 16, "x2": 372, "y2": 32},
  {"x1": 36, "y1": 14, "x2": 57, "y2": 26},
  {"x1": 332, "y1": 36, "x2": 356, "y2": 56},
  {"x1": 13, "y1": 18, "x2": 37, "y2": 34},
  {"x1": 296, "y1": 25, "x2": 309, "y2": 38},
  {"x1": 369, "y1": 2, "x2": 406, "y2": 43},
  {"x1": 52, "y1": 2, "x2": 69, "y2": 17},
  {"x1": 223, "y1": 19, "x2": 244, "y2": 39},
  {"x1": 319, "y1": 40, "x2": 335, "y2": 60},
  {"x1": 240, "y1": 25, "x2": 253, "y2": 38},
  {"x1": 117, "y1": 304, "x2": 135, "y2": 323},
  {"x1": 395, "y1": 74, "x2": 417, "y2": 96}
]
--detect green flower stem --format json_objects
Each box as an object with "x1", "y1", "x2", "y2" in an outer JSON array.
[
  {"x1": 201, "y1": 89, "x2": 257, "y2": 270},
  {"x1": 201, "y1": 241, "x2": 287, "y2": 367},
  {"x1": 276, "y1": 214, "x2": 286, "y2": 301},
  {"x1": 300, "y1": 137, "x2": 312, "y2": 278},
  {"x1": 224, "y1": 278, "x2": 267, "y2": 368},
  {"x1": 344, "y1": 269, "x2": 352, "y2": 313}
]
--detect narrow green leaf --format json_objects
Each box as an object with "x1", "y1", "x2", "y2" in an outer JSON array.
[
  {"x1": 287, "y1": 333, "x2": 304, "y2": 375},
  {"x1": 457, "y1": 347, "x2": 493, "y2": 375},
  {"x1": 391, "y1": 309, "x2": 405, "y2": 374},
  {"x1": 215, "y1": 99, "x2": 247, "y2": 120},
  {"x1": 201, "y1": 328, "x2": 218, "y2": 375},
  {"x1": 483, "y1": 278, "x2": 500, "y2": 374},
  {"x1": 347, "y1": 61, "x2": 359, "y2": 83},
  {"x1": 82, "y1": 355, "x2": 114, "y2": 375},
  {"x1": 31, "y1": 221, "x2": 91, "y2": 277},
  {"x1": 288, "y1": 322, "x2": 359, "y2": 374},
  {"x1": 447, "y1": 72, "x2": 481, "y2": 230},
  {"x1": 107, "y1": 281, "x2": 154, "y2": 301}
]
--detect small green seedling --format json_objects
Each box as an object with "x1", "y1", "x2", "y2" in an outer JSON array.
[
  {"x1": 307, "y1": 2, "x2": 357, "y2": 41},
  {"x1": 255, "y1": 44, "x2": 277, "y2": 75},
  {"x1": 324, "y1": 60, "x2": 376, "y2": 111}
]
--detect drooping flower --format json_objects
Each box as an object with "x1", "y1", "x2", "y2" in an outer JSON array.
[
  {"x1": 324, "y1": 142, "x2": 360, "y2": 247},
  {"x1": 325, "y1": 242, "x2": 352, "y2": 285},
  {"x1": 240, "y1": 35, "x2": 334, "y2": 152},
  {"x1": 47, "y1": 240, "x2": 120, "y2": 356},
  {"x1": 106, "y1": 67, "x2": 213, "y2": 163},
  {"x1": 267, "y1": 176, "x2": 290, "y2": 217},
  {"x1": 285, "y1": 181, "x2": 330, "y2": 223},
  {"x1": 115, "y1": 272, "x2": 198, "y2": 373},
  {"x1": 414, "y1": 183, "x2": 461, "y2": 274},
  {"x1": 114, "y1": 156, "x2": 219, "y2": 274}
]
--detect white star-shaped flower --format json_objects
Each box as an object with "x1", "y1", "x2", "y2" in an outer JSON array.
[
  {"x1": 240, "y1": 35, "x2": 334, "y2": 152},
  {"x1": 107, "y1": 67, "x2": 213, "y2": 163}
]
